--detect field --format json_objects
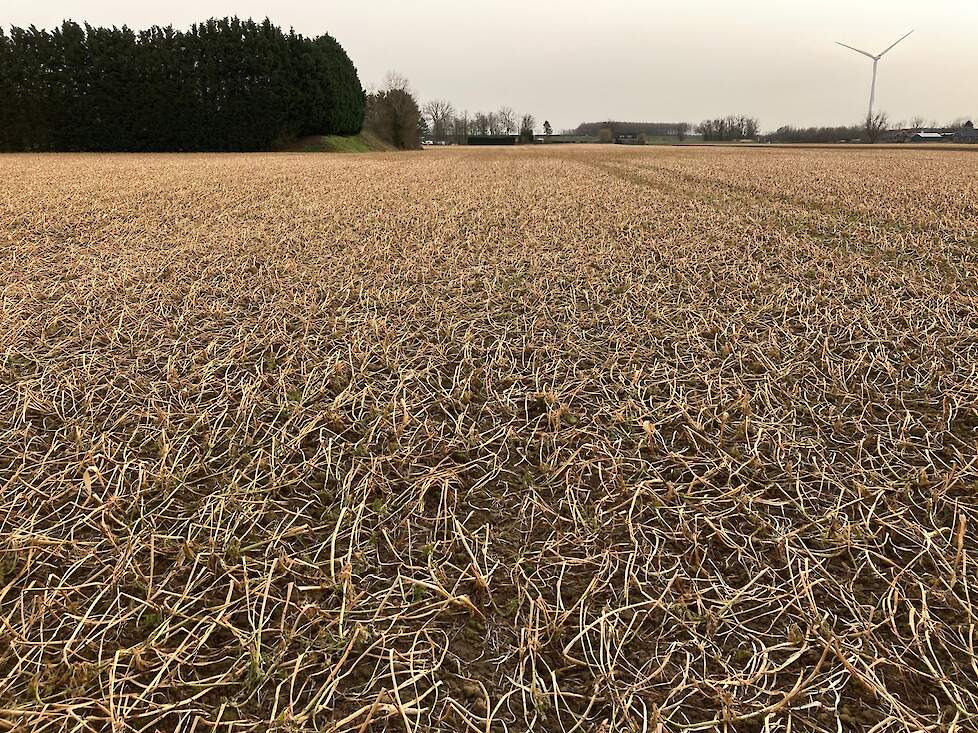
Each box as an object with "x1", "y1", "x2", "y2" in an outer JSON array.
[{"x1": 2, "y1": 145, "x2": 977, "y2": 732}]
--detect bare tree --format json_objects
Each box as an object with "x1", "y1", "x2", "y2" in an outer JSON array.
[
  {"x1": 364, "y1": 71, "x2": 423, "y2": 150},
  {"x1": 519, "y1": 113, "x2": 536, "y2": 142},
  {"x1": 909, "y1": 115, "x2": 926, "y2": 130},
  {"x1": 382, "y1": 71, "x2": 412, "y2": 94},
  {"x1": 422, "y1": 99, "x2": 455, "y2": 143},
  {"x1": 487, "y1": 112, "x2": 501, "y2": 135},
  {"x1": 676, "y1": 122, "x2": 689, "y2": 142},
  {"x1": 452, "y1": 111, "x2": 470, "y2": 144},
  {"x1": 497, "y1": 107, "x2": 516, "y2": 134},
  {"x1": 696, "y1": 115, "x2": 759, "y2": 141},
  {"x1": 728, "y1": 115, "x2": 758, "y2": 140},
  {"x1": 471, "y1": 112, "x2": 489, "y2": 136},
  {"x1": 864, "y1": 111, "x2": 889, "y2": 143}
]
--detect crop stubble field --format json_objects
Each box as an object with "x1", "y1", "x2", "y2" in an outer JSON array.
[{"x1": 1, "y1": 146, "x2": 977, "y2": 732}]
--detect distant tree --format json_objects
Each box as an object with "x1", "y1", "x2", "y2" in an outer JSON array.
[
  {"x1": 487, "y1": 112, "x2": 501, "y2": 135},
  {"x1": 470, "y1": 112, "x2": 487, "y2": 135},
  {"x1": 676, "y1": 122, "x2": 689, "y2": 141},
  {"x1": 864, "y1": 111, "x2": 889, "y2": 143},
  {"x1": 740, "y1": 116, "x2": 759, "y2": 139},
  {"x1": 452, "y1": 111, "x2": 469, "y2": 144},
  {"x1": 381, "y1": 71, "x2": 411, "y2": 94},
  {"x1": 764, "y1": 123, "x2": 863, "y2": 143},
  {"x1": 909, "y1": 115, "x2": 926, "y2": 130},
  {"x1": 422, "y1": 98, "x2": 454, "y2": 143},
  {"x1": 543, "y1": 120, "x2": 552, "y2": 136},
  {"x1": 598, "y1": 127, "x2": 613, "y2": 143},
  {"x1": 498, "y1": 106, "x2": 516, "y2": 134},
  {"x1": 576, "y1": 120, "x2": 695, "y2": 138},
  {"x1": 365, "y1": 71, "x2": 422, "y2": 149},
  {"x1": 696, "y1": 115, "x2": 759, "y2": 141},
  {"x1": 519, "y1": 113, "x2": 535, "y2": 142}
]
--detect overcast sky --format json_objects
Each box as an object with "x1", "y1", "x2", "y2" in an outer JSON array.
[{"x1": 5, "y1": 0, "x2": 976, "y2": 132}]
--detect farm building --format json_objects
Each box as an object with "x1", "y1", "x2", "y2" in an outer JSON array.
[
  {"x1": 467, "y1": 135, "x2": 519, "y2": 146},
  {"x1": 910, "y1": 131, "x2": 945, "y2": 142},
  {"x1": 535, "y1": 134, "x2": 595, "y2": 144},
  {"x1": 954, "y1": 121, "x2": 978, "y2": 143}
]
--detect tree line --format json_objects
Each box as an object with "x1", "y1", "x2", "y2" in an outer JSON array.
[
  {"x1": 575, "y1": 121, "x2": 692, "y2": 140},
  {"x1": 763, "y1": 124, "x2": 864, "y2": 144},
  {"x1": 762, "y1": 116, "x2": 974, "y2": 144},
  {"x1": 0, "y1": 17, "x2": 365, "y2": 151},
  {"x1": 695, "y1": 115, "x2": 759, "y2": 142},
  {"x1": 574, "y1": 118, "x2": 763, "y2": 142},
  {"x1": 420, "y1": 100, "x2": 538, "y2": 144}
]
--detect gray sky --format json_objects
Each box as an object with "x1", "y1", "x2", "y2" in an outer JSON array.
[{"x1": 5, "y1": 0, "x2": 976, "y2": 132}]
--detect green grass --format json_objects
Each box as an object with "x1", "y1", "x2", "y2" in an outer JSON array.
[{"x1": 280, "y1": 131, "x2": 394, "y2": 153}]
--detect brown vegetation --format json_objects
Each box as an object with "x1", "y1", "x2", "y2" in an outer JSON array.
[
  {"x1": 2, "y1": 145, "x2": 977, "y2": 732},
  {"x1": 364, "y1": 73, "x2": 422, "y2": 150}
]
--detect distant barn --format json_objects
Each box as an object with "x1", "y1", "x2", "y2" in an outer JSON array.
[
  {"x1": 467, "y1": 135, "x2": 519, "y2": 146},
  {"x1": 910, "y1": 132, "x2": 944, "y2": 143},
  {"x1": 536, "y1": 134, "x2": 595, "y2": 144},
  {"x1": 954, "y1": 121, "x2": 977, "y2": 143}
]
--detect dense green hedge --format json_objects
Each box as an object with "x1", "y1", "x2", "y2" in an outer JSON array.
[{"x1": 0, "y1": 17, "x2": 365, "y2": 151}]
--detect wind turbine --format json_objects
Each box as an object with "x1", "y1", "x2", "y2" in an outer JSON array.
[{"x1": 835, "y1": 30, "x2": 914, "y2": 122}]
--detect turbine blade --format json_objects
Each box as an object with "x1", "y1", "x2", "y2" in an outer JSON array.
[
  {"x1": 835, "y1": 41, "x2": 876, "y2": 59},
  {"x1": 878, "y1": 30, "x2": 914, "y2": 57}
]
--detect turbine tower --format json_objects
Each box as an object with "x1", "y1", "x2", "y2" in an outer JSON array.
[{"x1": 835, "y1": 30, "x2": 914, "y2": 122}]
